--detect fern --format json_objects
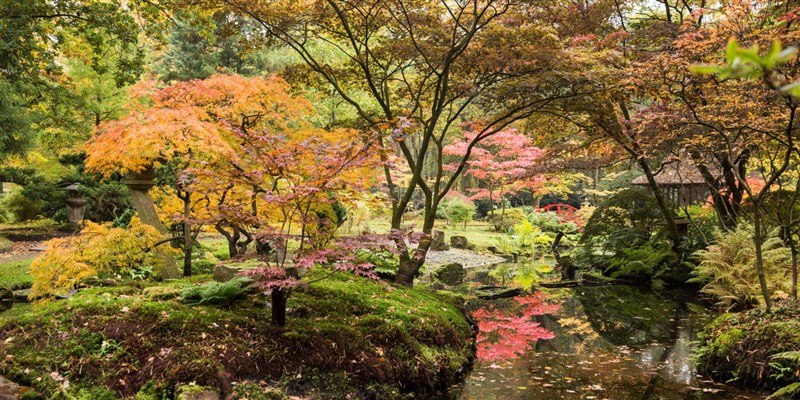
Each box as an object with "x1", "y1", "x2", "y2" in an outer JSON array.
[
  {"x1": 691, "y1": 225, "x2": 791, "y2": 310},
  {"x1": 767, "y1": 382, "x2": 800, "y2": 399},
  {"x1": 182, "y1": 277, "x2": 251, "y2": 306}
]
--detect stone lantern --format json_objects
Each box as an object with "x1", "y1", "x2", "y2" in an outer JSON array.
[{"x1": 65, "y1": 183, "x2": 87, "y2": 223}]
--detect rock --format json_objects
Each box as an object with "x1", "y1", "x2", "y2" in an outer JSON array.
[
  {"x1": 176, "y1": 384, "x2": 219, "y2": 400},
  {"x1": 431, "y1": 230, "x2": 449, "y2": 251},
  {"x1": 450, "y1": 235, "x2": 468, "y2": 249},
  {"x1": 0, "y1": 376, "x2": 19, "y2": 400},
  {"x1": 487, "y1": 246, "x2": 498, "y2": 254},
  {"x1": 0, "y1": 288, "x2": 13, "y2": 312},
  {"x1": 434, "y1": 262, "x2": 465, "y2": 285},
  {"x1": 213, "y1": 264, "x2": 239, "y2": 282},
  {"x1": 12, "y1": 289, "x2": 30, "y2": 303}
]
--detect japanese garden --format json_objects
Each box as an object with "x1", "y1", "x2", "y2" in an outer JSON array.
[{"x1": 2, "y1": 0, "x2": 800, "y2": 399}]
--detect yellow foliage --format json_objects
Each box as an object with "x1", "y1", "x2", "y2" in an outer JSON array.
[{"x1": 30, "y1": 217, "x2": 168, "y2": 301}]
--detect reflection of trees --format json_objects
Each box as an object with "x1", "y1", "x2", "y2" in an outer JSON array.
[
  {"x1": 576, "y1": 285, "x2": 681, "y2": 347},
  {"x1": 472, "y1": 293, "x2": 560, "y2": 362}
]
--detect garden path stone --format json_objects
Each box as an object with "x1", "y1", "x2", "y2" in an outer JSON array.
[{"x1": 424, "y1": 248, "x2": 505, "y2": 269}]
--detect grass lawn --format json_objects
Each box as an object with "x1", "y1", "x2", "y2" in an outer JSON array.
[
  {"x1": 342, "y1": 218, "x2": 507, "y2": 250},
  {"x1": 0, "y1": 257, "x2": 34, "y2": 290}
]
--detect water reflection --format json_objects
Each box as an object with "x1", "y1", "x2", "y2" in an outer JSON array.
[{"x1": 453, "y1": 285, "x2": 765, "y2": 400}]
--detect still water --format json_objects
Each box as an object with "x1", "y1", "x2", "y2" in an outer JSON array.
[{"x1": 452, "y1": 284, "x2": 765, "y2": 400}]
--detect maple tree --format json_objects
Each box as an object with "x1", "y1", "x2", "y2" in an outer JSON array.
[
  {"x1": 206, "y1": 0, "x2": 580, "y2": 286},
  {"x1": 443, "y1": 128, "x2": 544, "y2": 218}
]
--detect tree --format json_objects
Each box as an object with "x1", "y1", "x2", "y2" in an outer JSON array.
[
  {"x1": 690, "y1": 38, "x2": 800, "y2": 310},
  {"x1": 443, "y1": 127, "x2": 544, "y2": 217},
  {"x1": 209, "y1": 0, "x2": 576, "y2": 286},
  {"x1": 85, "y1": 76, "x2": 238, "y2": 278},
  {"x1": 0, "y1": 0, "x2": 156, "y2": 160}
]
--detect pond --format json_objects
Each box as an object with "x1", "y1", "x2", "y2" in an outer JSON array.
[{"x1": 450, "y1": 284, "x2": 766, "y2": 400}]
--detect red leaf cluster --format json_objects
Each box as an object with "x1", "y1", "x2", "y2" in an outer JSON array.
[{"x1": 471, "y1": 292, "x2": 559, "y2": 362}]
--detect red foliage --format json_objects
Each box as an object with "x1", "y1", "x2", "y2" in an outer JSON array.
[{"x1": 472, "y1": 292, "x2": 559, "y2": 362}]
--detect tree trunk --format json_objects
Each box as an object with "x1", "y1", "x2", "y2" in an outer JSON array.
[
  {"x1": 215, "y1": 222, "x2": 240, "y2": 259},
  {"x1": 395, "y1": 231, "x2": 433, "y2": 287},
  {"x1": 182, "y1": 191, "x2": 193, "y2": 277},
  {"x1": 638, "y1": 159, "x2": 682, "y2": 251},
  {"x1": 752, "y1": 204, "x2": 773, "y2": 310},
  {"x1": 788, "y1": 231, "x2": 798, "y2": 300},
  {"x1": 271, "y1": 289, "x2": 287, "y2": 327}
]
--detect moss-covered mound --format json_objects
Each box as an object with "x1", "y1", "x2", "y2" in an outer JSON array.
[
  {"x1": 694, "y1": 301, "x2": 800, "y2": 392},
  {"x1": 0, "y1": 273, "x2": 474, "y2": 399}
]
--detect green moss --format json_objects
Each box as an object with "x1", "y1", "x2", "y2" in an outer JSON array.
[
  {"x1": 0, "y1": 273, "x2": 473, "y2": 399},
  {"x1": 0, "y1": 257, "x2": 34, "y2": 290}
]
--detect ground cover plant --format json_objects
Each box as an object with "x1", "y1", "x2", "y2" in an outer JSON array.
[{"x1": 0, "y1": 272, "x2": 474, "y2": 399}]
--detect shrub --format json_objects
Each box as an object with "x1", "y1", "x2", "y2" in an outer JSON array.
[
  {"x1": 690, "y1": 225, "x2": 791, "y2": 310},
  {"x1": 489, "y1": 208, "x2": 527, "y2": 232},
  {"x1": 577, "y1": 187, "x2": 665, "y2": 269},
  {"x1": 524, "y1": 209, "x2": 578, "y2": 233},
  {"x1": 442, "y1": 196, "x2": 475, "y2": 229},
  {"x1": 2, "y1": 189, "x2": 44, "y2": 222},
  {"x1": 0, "y1": 236, "x2": 12, "y2": 253},
  {"x1": 606, "y1": 242, "x2": 676, "y2": 284},
  {"x1": 30, "y1": 217, "x2": 171, "y2": 300}
]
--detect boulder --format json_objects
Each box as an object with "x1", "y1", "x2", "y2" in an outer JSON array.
[
  {"x1": 213, "y1": 264, "x2": 239, "y2": 282},
  {"x1": 434, "y1": 262, "x2": 465, "y2": 286},
  {"x1": 450, "y1": 235, "x2": 468, "y2": 249},
  {"x1": 431, "y1": 230, "x2": 449, "y2": 251}
]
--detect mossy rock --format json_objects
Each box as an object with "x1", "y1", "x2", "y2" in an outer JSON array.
[
  {"x1": 434, "y1": 263, "x2": 465, "y2": 285},
  {"x1": 176, "y1": 383, "x2": 219, "y2": 400},
  {"x1": 142, "y1": 286, "x2": 184, "y2": 301}
]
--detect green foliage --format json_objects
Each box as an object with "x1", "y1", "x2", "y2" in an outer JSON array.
[
  {"x1": 441, "y1": 197, "x2": 475, "y2": 229},
  {"x1": 182, "y1": 277, "x2": 250, "y2": 306},
  {"x1": 30, "y1": 217, "x2": 170, "y2": 300},
  {"x1": 581, "y1": 187, "x2": 663, "y2": 249},
  {"x1": 691, "y1": 39, "x2": 799, "y2": 95},
  {"x1": 489, "y1": 208, "x2": 528, "y2": 233},
  {"x1": 524, "y1": 209, "x2": 578, "y2": 234},
  {"x1": 605, "y1": 242, "x2": 675, "y2": 284},
  {"x1": 576, "y1": 188, "x2": 667, "y2": 277},
  {"x1": 2, "y1": 190, "x2": 44, "y2": 222},
  {"x1": 695, "y1": 302, "x2": 800, "y2": 393},
  {"x1": 691, "y1": 225, "x2": 791, "y2": 310}
]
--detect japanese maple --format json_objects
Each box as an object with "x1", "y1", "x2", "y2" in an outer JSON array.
[{"x1": 444, "y1": 128, "x2": 545, "y2": 217}]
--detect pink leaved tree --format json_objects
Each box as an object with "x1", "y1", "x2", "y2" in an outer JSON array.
[{"x1": 444, "y1": 128, "x2": 544, "y2": 217}]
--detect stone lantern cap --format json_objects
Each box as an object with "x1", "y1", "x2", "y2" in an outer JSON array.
[{"x1": 65, "y1": 183, "x2": 81, "y2": 193}]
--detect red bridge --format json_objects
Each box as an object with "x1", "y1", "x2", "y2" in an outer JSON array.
[{"x1": 536, "y1": 203, "x2": 583, "y2": 226}]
